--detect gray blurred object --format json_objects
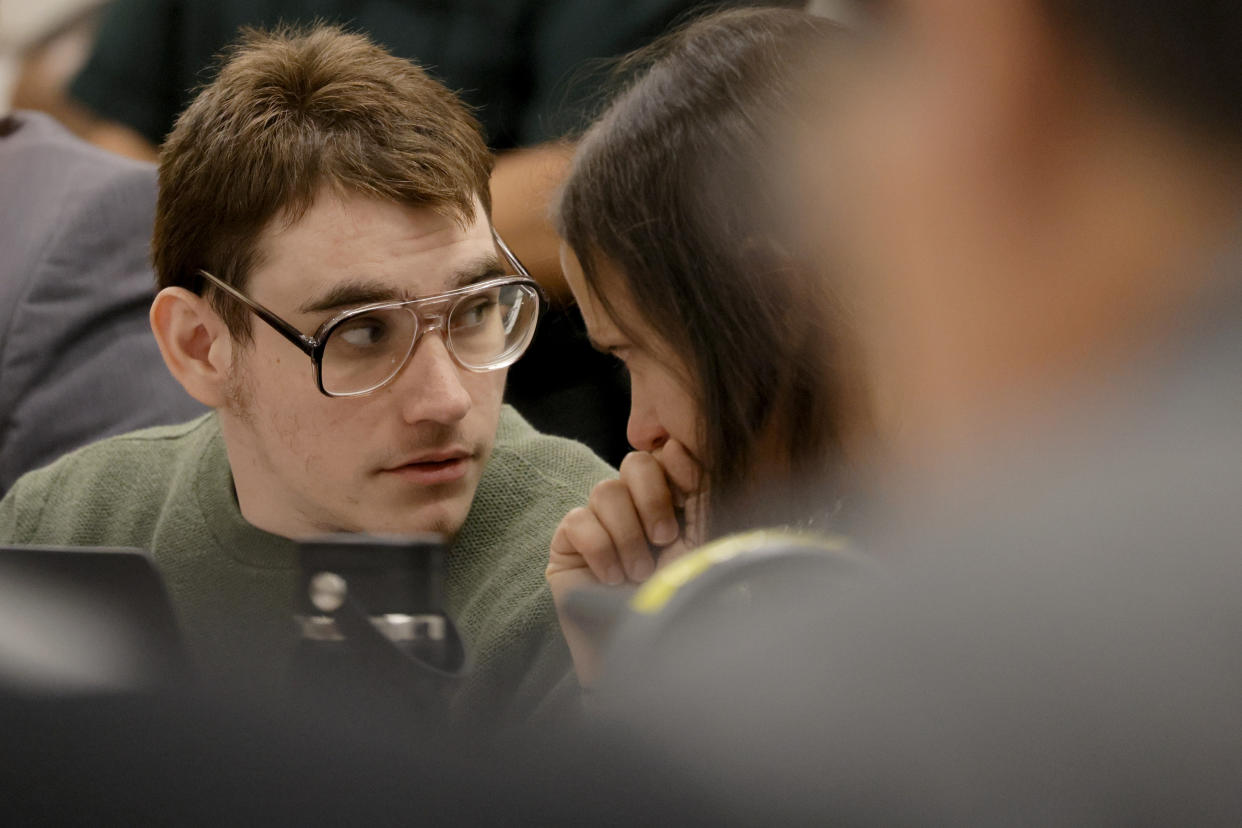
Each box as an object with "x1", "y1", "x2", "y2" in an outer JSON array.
[
  {"x1": 597, "y1": 255, "x2": 1242, "y2": 823},
  {"x1": 0, "y1": 110, "x2": 204, "y2": 494},
  {"x1": 0, "y1": 545, "x2": 186, "y2": 692}
]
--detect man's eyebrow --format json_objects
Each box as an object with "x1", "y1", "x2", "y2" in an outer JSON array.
[
  {"x1": 298, "y1": 255, "x2": 510, "y2": 314},
  {"x1": 299, "y1": 280, "x2": 400, "y2": 314},
  {"x1": 447, "y1": 254, "x2": 507, "y2": 289}
]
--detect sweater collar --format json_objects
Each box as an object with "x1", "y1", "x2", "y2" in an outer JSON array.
[{"x1": 193, "y1": 414, "x2": 299, "y2": 570}]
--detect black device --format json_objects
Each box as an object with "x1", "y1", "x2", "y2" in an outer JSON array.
[
  {"x1": 568, "y1": 530, "x2": 871, "y2": 689},
  {"x1": 291, "y1": 533, "x2": 469, "y2": 716},
  {"x1": 0, "y1": 545, "x2": 187, "y2": 693}
]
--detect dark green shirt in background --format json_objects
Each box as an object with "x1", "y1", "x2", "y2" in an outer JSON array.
[{"x1": 69, "y1": 0, "x2": 718, "y2": 151}]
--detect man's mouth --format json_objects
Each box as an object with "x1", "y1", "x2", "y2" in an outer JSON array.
[{"x1": 382, "y1": 450, "x2": 473, "y2": 485}]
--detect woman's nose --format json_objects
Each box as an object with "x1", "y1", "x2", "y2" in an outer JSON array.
[{"x1": 626, "y1": 403, "x2": 669, "y2": 452}]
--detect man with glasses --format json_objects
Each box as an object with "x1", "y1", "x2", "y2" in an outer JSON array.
[{"x1": 0, "y1": 25, "x2": 612, "y2": 719}]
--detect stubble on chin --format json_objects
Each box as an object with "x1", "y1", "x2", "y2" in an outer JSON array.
[
  {"x1": 417, "y1": 509, "x2": 464, "y2": 540},
  {"x1": 320, "y1": 496, "x2": 469, "y2": 544}
]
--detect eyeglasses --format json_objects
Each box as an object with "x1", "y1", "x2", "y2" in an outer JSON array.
[{"x1": 198, "y1": 229, "x2": 543, "y2": 397}]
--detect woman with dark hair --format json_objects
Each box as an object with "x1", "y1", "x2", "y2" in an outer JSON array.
[{"x1": 547, "y1": 7, "x2": 868, "y2": 679}]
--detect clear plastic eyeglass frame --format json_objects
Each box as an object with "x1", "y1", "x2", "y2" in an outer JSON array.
[{"x1": 196, "y1": 228, "x2": 543, "y2": 397}]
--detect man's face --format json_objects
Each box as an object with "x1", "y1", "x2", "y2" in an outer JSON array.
[{"x1": 219, "y1": 190, "x2": 507, "y2": 539}]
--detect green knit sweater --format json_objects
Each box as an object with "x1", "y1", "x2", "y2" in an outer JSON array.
[{"x1": 0, "y1": 406, "x2": 612, "y2": 720}]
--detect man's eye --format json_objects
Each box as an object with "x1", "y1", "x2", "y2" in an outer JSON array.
[
  {"x1": 453, "y1": 298, "x2": 496, "y2": 329},
  {"x1": 336, "y1": 317, "x2": 388, "y2": 347}
]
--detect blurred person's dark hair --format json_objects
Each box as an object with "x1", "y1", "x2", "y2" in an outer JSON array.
[
  {"x1": 153, "y1": 24, "x2": 493, "y2": 343},
  {"x1": 1040, "y1": 1, "x2": 1242, "y2": 140},
  {"x1": 554, "y1": 8, "x2": 864, "y2": 538}
]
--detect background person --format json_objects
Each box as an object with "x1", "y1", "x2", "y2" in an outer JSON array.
[
  {"x1": 0, "y1": 107, "x2": 204, "y2": 495},
  {"x1": 545, "y1": 8, "x2": 867, "y2": 681}
]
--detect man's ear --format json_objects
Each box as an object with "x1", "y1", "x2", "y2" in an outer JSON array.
[{"x1": 150, "y1": 287, "x2": 236, "y2": 408}]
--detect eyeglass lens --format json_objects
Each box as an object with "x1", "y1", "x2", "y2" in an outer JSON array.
[{"x1": 319, "y1": 282, "x2": 539, "y2": 395}]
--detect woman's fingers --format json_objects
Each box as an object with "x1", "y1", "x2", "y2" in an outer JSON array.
[
  {"x1": 549, "y1": 506, "x2": 626, "y2": 585},
  {"x1": 619, "y1": 452, "x2": 680, "y2": 546},
  {"x1": 652, "y1": 439, "x2": 703, "y2": 506},
  {"x1": 548, "y1": 444, "x2": 705, "y2": 595},
  {"x1": 589, "y1": 478, "x2": 659, "y2": 582}
]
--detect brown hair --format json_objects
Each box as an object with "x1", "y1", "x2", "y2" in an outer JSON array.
[
  {"x1": 555, "y1": 8, "x2": 865, "y2": 538},
  {"x1": 153, "y1": 24, "x2": 493, "y2": 341}
]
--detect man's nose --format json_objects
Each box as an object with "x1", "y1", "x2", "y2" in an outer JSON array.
[{"x1": 393, "y1": 332, "x2": 472, "y2": 426}]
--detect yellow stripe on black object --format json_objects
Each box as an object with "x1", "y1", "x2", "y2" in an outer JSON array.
[{"x1": 629, "y1": 529, "x2": 850, "y2": 615}]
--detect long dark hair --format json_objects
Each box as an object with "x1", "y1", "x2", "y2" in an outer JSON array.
[{"x1": 554, "y1": 8, "x2": 865, "y2": 539}]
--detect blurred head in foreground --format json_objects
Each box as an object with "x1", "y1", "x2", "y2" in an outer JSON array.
[
  {"x1": 814, "y1": 0, "x2": 1242, "y2": 470},
  {"x1": 555, "y1": 8, "x2": 865, "y2": 539}
]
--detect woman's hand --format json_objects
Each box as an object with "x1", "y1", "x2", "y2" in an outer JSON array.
[{"x1": 547, "y1": 440, "x2": 705, "y2": 684}]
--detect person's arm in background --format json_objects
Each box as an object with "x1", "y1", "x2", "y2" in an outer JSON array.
[
  {"x1": 71, "y1": 108, "x2": 156, "y2": 160},
  {"x1": 490, "y1": 142, "x2": 576, "y2": 304}
]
